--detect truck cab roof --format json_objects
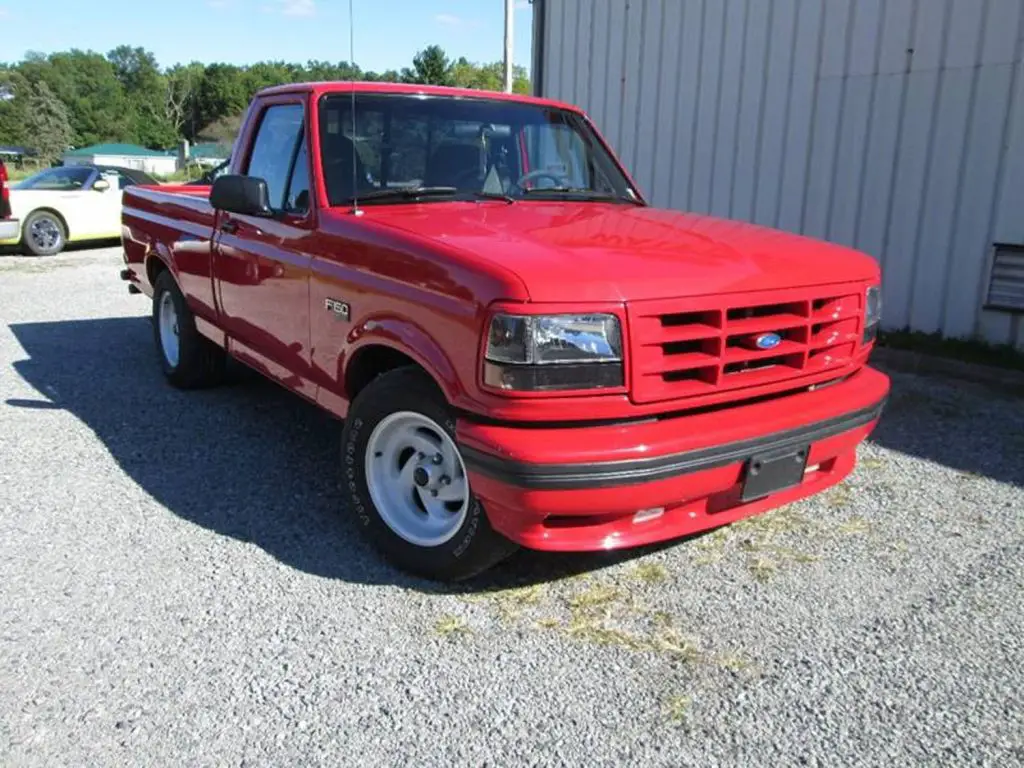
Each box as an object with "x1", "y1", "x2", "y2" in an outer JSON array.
[{"x1": 253, "y1": 80, "x2": 583, "y2": 114}]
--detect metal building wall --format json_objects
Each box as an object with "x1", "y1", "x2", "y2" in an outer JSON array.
[{"x1": 535, "y1": 0, "x2": 1024, "y2": 348}]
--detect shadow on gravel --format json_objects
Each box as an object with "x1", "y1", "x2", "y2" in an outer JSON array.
[
  {"x1": 866, "y1": 368, "x2": 1024, "y2": 489},
  {"x1": 7, "y1": 316, "x2": 676, "y2": 593},
  {"x1": 10, "y1": 319, "x2": 1020, "y2": 593}
]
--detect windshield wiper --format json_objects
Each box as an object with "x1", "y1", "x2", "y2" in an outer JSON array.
[
  {"x1": 520, "y1": 188, "x2": 645, "y2": 205},
  {"x1": 345, "y1": 187, "x2": 519, "y2": 206},
  {"x1": 351, "y1": 186, "x2": 460, "y2": 204},
  {"x1": 473, "y1": 191, "x2": 515, "y2": 204}
]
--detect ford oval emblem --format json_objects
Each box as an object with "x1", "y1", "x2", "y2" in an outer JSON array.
[{"x1": 755, "y1": 332, "x2": 782, "y2": 350}]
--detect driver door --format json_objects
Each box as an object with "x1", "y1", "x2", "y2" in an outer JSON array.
[{"x1": 212, "y1": 100, "x2": 316, "y2": 396}]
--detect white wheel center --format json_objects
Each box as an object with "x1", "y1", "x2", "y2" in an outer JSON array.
[
  {"x1": 364, "y1": 411, "x2": 470, "y2": 547},
  {"x1": 158, "y1": 292, "x2": 180, "y2": 368}
]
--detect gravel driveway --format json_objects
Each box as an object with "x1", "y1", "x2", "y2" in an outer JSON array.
[{"x1": 2, "y1": 247, "x2": 1022, "y2": 767}]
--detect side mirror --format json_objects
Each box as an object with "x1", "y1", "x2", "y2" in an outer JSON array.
[
  {"x1": 93, "y1": 178, "x2": 111, "y2": 192},
  {"x1": 210, "y1": 174, "x2": 273, "y2": 217}
]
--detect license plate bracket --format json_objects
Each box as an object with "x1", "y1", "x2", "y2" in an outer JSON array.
[{"x1": 741, "y1": 444, "x2": 810, "y2": 502}]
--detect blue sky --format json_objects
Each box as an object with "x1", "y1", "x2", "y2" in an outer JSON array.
[{"x1": 0, "y1": 0, "x2": 534, "y2": 74}]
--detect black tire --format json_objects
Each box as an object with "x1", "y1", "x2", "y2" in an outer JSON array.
[
  {"x1": 341, "y1": 366, "x2": 518, "y2": 582},
  {"x1": 21, "y1": 210, "x2": 67, "y2": 256},
  {"x1": 152, "y1": 270, "x2": 226, "y2": 389}
]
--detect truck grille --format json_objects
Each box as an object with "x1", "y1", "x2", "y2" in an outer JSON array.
[{"x1": 627, "y1": 284, "x2": 865, "y2": 404}]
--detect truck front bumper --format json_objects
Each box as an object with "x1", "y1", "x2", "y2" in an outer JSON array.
[
  {"x1": 456, "y1": 366, "x2": 890, "y2": 552},
  {"x1": 0, "y1": 218, "x2": 20, "y2": 244}
]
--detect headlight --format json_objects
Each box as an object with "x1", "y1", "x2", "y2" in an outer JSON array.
[
  {"x1": 864, "y1": 285, "x2": 882, "y2": 344},
  {"x1": 484, "y1": 313, "x2": 624, "y2": 391}
]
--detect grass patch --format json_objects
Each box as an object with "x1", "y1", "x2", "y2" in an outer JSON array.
[
  {"x1": 650, "y1": 627, "x2": 703, "y2": 663},
  {"x1": 566, "y1": 617, "x2": 649, "y2": 651},
  {"x1": 483, "y1": 584, "x2": 547, "y2": 622},
  {"x1": 650, "y1": 611, "x2": 674, "y2": 628},
  {"x1": 734, "y1": 505, "x2": 813, "y2": 536},
  {"x1": 433, "y1": 615, "x2": 471, "y2": 637},
  {"x1": 747, "y1": 557, "x2": 777, "y2": 583},
  {"x1": 716, "y1": 652, "x2": 755, "y2": 673},
  {"x1": 877, "y1": 328, "x2": 1024, "y2": 373},
  {"x1": 691, "y1": 505, "x2": 824, "y2": 580},
  {"x1": 826, "y1": 483, "x2": 854, "y2": 509},
  {"x1": 568, "y1": 584, "x2": 623, "y2": 613},
  {"x1": 838, "y1": 516, "x2": 871, "y2": 535},
  {"x1": 632, "y1": 562, "x2": 669, "y2": 583},
  {"x1": 665, "y1": 695, "x2": 692, "y2": 725},
  {"x1": 859, "y1": 456, "x2": 885, "y2": 470}
]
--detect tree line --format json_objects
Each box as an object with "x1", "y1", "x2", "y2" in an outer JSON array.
[{"x1": 0, "y1": 45, "x2": 530, "y2": 162}]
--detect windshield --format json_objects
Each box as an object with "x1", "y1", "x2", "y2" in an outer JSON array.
[
  {"x1": 16, "y1": 166, "x2": 94, "y2": 190},
  {"x1": 317, "y1": 93, "x2": 640, "y2": 206}
]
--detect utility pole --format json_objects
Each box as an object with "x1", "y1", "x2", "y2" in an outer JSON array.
[{"x1": 503, "y1": 0, "x2": 514, "y2": 93}]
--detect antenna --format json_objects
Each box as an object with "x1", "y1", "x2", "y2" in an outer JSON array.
[{"x1": 349, "y1": 0, "x2": 362, "y2": 216}]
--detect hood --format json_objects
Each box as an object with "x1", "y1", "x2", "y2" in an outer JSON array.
[{"x1": 363, "y1": 202, "x2": 880, "y2": 303}]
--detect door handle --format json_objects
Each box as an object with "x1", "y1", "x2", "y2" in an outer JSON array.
[{"x1": 220, "y1": 220, "x2": 238, "y2": 234}]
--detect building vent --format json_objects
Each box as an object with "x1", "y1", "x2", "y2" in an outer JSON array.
[{"x1": 985, "y1": 244, "x2": 1024, "y2": 313}]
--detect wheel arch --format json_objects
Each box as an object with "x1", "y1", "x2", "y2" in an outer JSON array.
[
  {"x1": 145, "y1": 250, "x2": 172, "y2": 291},
  {"x1": 343, "y1": 323, "x2": 462, "y2": 405}
]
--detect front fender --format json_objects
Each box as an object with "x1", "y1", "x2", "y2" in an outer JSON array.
[{"x1": 342, "y1": 315, "x2": 464, "y2": 405}]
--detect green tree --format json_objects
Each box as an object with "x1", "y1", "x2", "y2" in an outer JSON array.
[
  {"x1": 402, "y1": 45, "x2": 453, "y2": 86},
  {"x1": 364, "y1": 69, "x2": 401, "y2": 83},
  {"x1": 196, "y1": 63, "x2": 248, "y2": 135},
  {"x1": 512, "y1": 64, "x2": 531, "y2": 95},
  {"x1": 450, "y1": 57, "x2": 531, "y2": 94},
  {"x1": 23, "y1": 81, "x2": 72, "y2": 161},
  {"x1": 33, "y1": 50, "x2": 130, "y2": 146},
  {"x1": 0, "y1": 69, "x2": 31, "y2": 146},
  {"x1": 108, "y1": 45, "x2": 177, "y2": 148},
  {"x1": 2, "y1": 45, "x2": 531, "y2": 155},
  {"x1": 165, "y1": 63, "x2": 205, "y2": 141}
]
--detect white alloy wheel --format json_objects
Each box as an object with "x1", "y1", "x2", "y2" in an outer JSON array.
[
  {"x1": 28, "y1": 216, "x2": 62, "y2": 252},
  {"x1": 158, "y1": 291, "x2": 180, "y2": 367},
  {"x1": 364, "y1": 411, "x2": 470, "y2": 547}
]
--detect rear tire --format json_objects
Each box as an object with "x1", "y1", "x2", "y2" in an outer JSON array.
[
  {"x1": 152, "y1": 270, "x2": 225, "y2": 389},
  {"x1": 341, "y1": 366, "x2": 518, "y2": 582},
  {"x1": 22, "y1": 210, "x2": 66, "y2": 256}
]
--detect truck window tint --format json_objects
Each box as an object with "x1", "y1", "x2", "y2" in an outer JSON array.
[
  {"x1": 246, "y1": 104, "x2": 304, "y2": 209},
  {"x1": 318, "y1": 94, "x2": 635, "y2": 205},
  {"x1": 523, "y1": 122, "x2": 608, "y2": 192},
  {"x1": 284, "y1": 135, "x2": 310, "y2": 214}
]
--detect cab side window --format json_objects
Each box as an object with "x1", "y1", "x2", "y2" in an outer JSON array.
[{"x1": 245, "y1": 103, "x2": 305, "y2": 210}]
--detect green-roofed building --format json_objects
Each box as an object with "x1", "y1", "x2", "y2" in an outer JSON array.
[{"x1": 63, "y1": 143, "x2": 179, "y2": 176}]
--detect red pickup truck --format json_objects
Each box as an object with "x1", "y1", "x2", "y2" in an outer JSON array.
[{"x1": 120, "y1": 82, "x2": 889, "y2": 581}]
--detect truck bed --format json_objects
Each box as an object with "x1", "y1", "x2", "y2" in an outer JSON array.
[{"x1": 121, "y1": 184, "x2": 221, "y2": 321}]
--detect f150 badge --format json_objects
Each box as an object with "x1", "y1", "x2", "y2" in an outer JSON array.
[
  {"x1": 755, "y1": 332, "x2": 782, "y2": 350},
  {"x1": 325, "y1": 298, "x2": 351, "y2": 321}
]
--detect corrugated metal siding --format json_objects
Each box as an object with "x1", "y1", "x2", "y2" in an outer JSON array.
[{"x1": 537, "y1": 0, "x2": 1024, "y2": 349}]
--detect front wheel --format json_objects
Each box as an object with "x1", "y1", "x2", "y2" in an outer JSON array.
[{"x1": 341, "y1": 366, "x2": 517, "y2": 581}]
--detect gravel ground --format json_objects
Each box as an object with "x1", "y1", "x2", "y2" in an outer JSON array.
[{"x1": 1, "y1": 246, "x2": 1023, "y2": 767}]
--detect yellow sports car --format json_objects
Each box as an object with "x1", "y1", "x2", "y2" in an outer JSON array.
[{"x1": 1, "y1": 164, "x2": 160, "y2": 256}]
